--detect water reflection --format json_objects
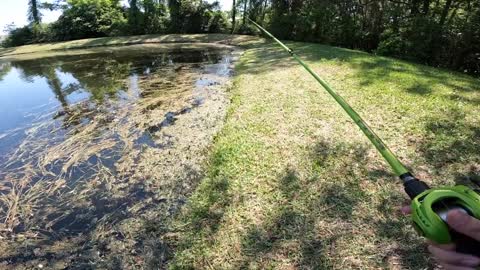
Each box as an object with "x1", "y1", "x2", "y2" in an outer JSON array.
[{"x1": 0, "y1": 46, "x2": 231, "y2": 155}]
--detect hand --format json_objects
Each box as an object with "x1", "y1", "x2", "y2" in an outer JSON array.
[{"x1": 401, "y1": 206, "x2": 480, "y2": 270}]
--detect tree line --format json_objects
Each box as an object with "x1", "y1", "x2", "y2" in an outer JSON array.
[
  {"x1": 2, "y1": 0, "x2": 479, "y2": 75},
  {"x1": 2, "y1": 0, "x2": 229, "y2": 46},
  {"x1": 243, "y1": 0, "x2": 479, "y2": 75}
]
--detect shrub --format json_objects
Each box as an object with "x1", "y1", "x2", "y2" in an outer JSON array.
[{"x1": 206, "y1": 11, "x2": 229, "y2": 33}]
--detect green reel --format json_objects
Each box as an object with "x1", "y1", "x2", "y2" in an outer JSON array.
[{"x1": 411, "y1": 185, "x2": 480, "y2": 245}]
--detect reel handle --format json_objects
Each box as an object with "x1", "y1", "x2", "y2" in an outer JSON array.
[
  {"x1": 435, "y1": 206, "x2": 480, "y2": 257},
  {"x1": 450, "y1": 230, "x2": 480, "y2": 257}
]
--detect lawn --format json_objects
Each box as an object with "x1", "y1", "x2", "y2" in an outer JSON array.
[
  {"x1": 0, "y1": 34, "x2": 256, "y2": 57},
  {"x1": 168, "y1": 40, "x2": 479, "y2": 269},
  {"x1": 2, "y1": 35, "x2": 479, "y2": 269}
]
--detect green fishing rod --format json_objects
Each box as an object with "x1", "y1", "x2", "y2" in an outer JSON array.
[{"x1": 249, "y1": 18, "x2": 480, "y2": 256}]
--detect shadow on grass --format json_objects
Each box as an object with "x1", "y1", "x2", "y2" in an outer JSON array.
[
  {"x1": 449, "y1": 93, "x2": 480, "y2": 106},
  {"x1": 406, "y1": 82, "x2": 433, "y2": 95},
  {"x1": 166, "y1": 146, "x2": 237, "y2": 269},
  {"x1": 183, "y1": 176, "x2": 231, "y2": 234},
  {"x1": 230, "y1": 140, "x2": 432, "y2": 269},
  {"x1": 237, "y1": 168, "x2": 338, "y2": 269},
  {"x1": 419, "y1": 110, "x2": 480, "y2": 171},
  {"x1": 372, "y1": 192, "x2": 435, "y2": 269},
  {"x1": 311, "y1": 139, "x2": 432, "y2": 269},
  {"x1": 374, "y1": 218, "x2": 433, "y2": 269},
  {"x1": 241, "y1": 40, "x2": 478, "y2": 101}
]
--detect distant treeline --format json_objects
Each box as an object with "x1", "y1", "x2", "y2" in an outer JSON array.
[
  {"x1": 2, "y1": 0, "x2": 479, "y2": 75},
  {"x1": 2, "y1": 0, "x2": 229, "y2": 46},
  {"x1": 253, "y1": 0, "x2": 480, "y2": 75}
]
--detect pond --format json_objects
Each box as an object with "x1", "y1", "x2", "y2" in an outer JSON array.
[{"x1": 0, "y1": 44, "x2": 238, "y2": 268}]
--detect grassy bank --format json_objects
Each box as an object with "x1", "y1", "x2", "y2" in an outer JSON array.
[
  {"x1": 0, "y1": 34, "x2": 256, "y2": 57},
  {"x1": 168, "y1": 41, "x2": 480, "y2": 269}
]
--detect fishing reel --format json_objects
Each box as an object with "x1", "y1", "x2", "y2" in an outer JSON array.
[{"x1": 402, "y1": 173, "x2": 480, "y2": 256}]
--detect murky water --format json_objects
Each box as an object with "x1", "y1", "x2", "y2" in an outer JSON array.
[{"x1": 0, "y1": 44, "x2": 237, "y2": 268}]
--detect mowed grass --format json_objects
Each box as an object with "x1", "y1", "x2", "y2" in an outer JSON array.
[
  {"x1": 0, "y1": 33, "x2": 256, "y2": 57},
  {"x1": 168, "y1": 41, "x2": 480, "y2": 269}
]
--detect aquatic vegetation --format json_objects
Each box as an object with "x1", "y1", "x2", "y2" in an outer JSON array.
[{"x1": 0, "y1": 44, "x2": 238, "y2": 268}]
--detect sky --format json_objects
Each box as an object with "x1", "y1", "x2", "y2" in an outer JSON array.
[
  {"x1": 0, "y1": 0, "x2": 62, "y2": 34},
  {"x1": 210, "y1": 0, "x2": 232, "y2": 11},
  {"x1": 0, "y1": 0, "x2": 232, "y2": 34}
]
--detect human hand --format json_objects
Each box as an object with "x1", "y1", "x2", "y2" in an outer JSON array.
[{"x1": 401, "y1": 206, "x2": 480, "y2": 270}]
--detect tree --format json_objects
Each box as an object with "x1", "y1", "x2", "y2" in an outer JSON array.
[
  {"x1": 242, "y1": 0, "x2": 247, "y2": 26},
  {"x1": 142, "y1": 0, "x2": 167, "y2": 34},
  {"x1": 128, "y1": 0, "x2": 143, "y2": 34},
  {"x1": 231, "y1": 0, "x2": 236, "y2": 33},
  {"x1": 168, "y1": 0, "x2": 182, "y2": 31},
  {"x1": 52, "y1": 0, "x2": 127, "y2": 40},
  {"x1": 28, "y1": 0, "x2": 42, "y2": 24}
]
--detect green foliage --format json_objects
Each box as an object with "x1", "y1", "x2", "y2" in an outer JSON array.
[
  {"x1": 52, "y1": 0, "x2": 127, "y2": 41},
  {"x1": 206, "y1": 11, "x2": 229, "y2": 33},
  {"x1": 127, "y1": 0, "x2": 144, "y2": 34},
  {"x1": 376, "y1": 29, "x2": 408, "y2": 57},
  {"x1": 377, "y1": 15, "x2": 439, "y2": 64},
  {"x1": 143, "y1": 0, "x2": 168, "y2": 34},
  {"x1": 168, "y1": 0, "x2": 228, "y2": 33},
  {"x1": 2, "y1": 27, "x2": 34, "y2": 47},
  {"x1": 1, "y1": 23, "x2": 53, "y2": 47},
  {"x1": 254, "y1": 0, "x2": 480, "y2": 74},
  {"x1": 3, "y1": 0, "x2": 227, "y2": 47}
]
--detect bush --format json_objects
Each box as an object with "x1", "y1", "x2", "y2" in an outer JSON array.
[
  {"x1": 376, "y1": 29, "x2": 407, "y2": 57},
  {"x1": 1, "y1": 26, "x2": 34, "y2": 47},
  {"x1": 1, "y1": 23, "x2": 54, "y2": 47},
  {"x1": 31, "y1": 23, "x2": 55, "y2": 42},
  {"x1": 206, "y1": 11, "x2": 229, "y2": 33}
]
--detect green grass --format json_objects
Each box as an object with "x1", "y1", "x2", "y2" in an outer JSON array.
[
  {"x1": 168, "y1": 41, "x2": 480, "y2": 269},
  {"x1": 0, "y1": 34, "x2": 256, "y2": 57}
]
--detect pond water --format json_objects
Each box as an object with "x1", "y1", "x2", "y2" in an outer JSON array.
[{"x1": 0, "y1": 44, "x2": 237, "y2": 268}]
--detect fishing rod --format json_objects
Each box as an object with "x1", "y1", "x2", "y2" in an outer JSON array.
[{"x1": 248, "y1": 18, "x2": 480, "y2": 256}]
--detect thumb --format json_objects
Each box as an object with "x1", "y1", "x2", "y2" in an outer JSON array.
[
  {"x1": 447, "y1": 210, "x2": 480, "y2": 241},
  {"x1": 401, "y1": 205, "x2": 412, "y2": 215}
]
